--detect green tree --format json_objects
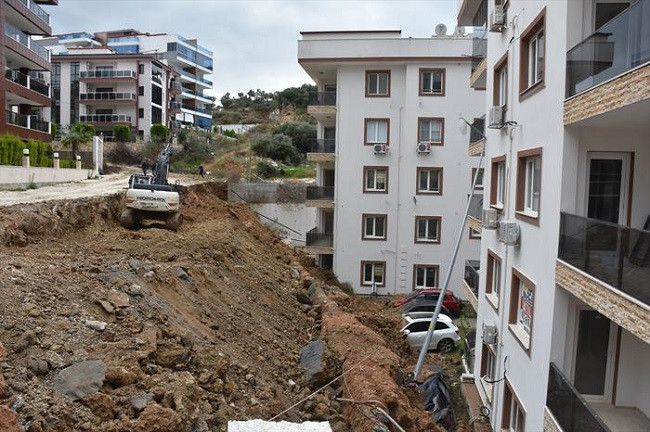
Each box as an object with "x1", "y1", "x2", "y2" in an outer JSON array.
[
  {"x1": 274, "y1": 84, "x2": 317, "y2": 109},
  {"x1": 272, "y1": 121, "x2": 316, "y2": 154},
  {"x1": 62, "y1": 122, "x2": 95, "y2": 156},
  {"x1": 150, "y1": 123, "x2": 169, "y2": 143},
  {"x1": 113, "y1": 125, "x2": 132, "y2": 142},
  {"x1": 251, "y1": 133, "x2": 302, "y2": 165}
]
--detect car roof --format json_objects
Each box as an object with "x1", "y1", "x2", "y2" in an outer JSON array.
[{"x1": 403, "y1": 313, "x2": 452, "y2": 324}]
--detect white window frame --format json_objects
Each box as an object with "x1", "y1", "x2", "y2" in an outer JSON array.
[
  {"x1": 365, "y1": 168, "x2": 387, "y2": 192},
  {"x1": 416, "y1": 217, "x2": 440, "y2": 243},
  {"x1": 366, "y1": 120, "x2": 388, "y2": 144},
  {"x1": 524, "y1": 156, "x2": 541, "y2": 214},
  {"x1": 420, "y1": 69, "x2": 444, "y2": 95},
  {"x1": 418, "y1": 118, "x2": 443, "y2": 144},
  {"x1": 498, "y1": 65, "x2": 508, "y2": 106},
  {"x1": 362, "y1": 262, "x2": 385, "y2": 286},
  {"x1": 366, "y1": 71, "x2": 389, "y2": 96},
  {"x1": 510, "y1": 397, "x2": 525, "y2": 432},
  {"x1": 417, "y1": 168, "x2": 441, "y2": 194},
  {"x1": 363, "y1": 215, "x2": 386, "y2": 239},
  {"x1": 414, "y1": 265, "x2": 438, "y2": 289},
  {"x1": 496, "y1": 162, "x2": 506, "y2": 207},
  {"x1": 527, "y1": 29, "x2": 544, "y2": 88}
]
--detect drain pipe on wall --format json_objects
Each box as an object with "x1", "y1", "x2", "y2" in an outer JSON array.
[{"x1": 413, "y1": 117, "x2": 486, "y2": 380}]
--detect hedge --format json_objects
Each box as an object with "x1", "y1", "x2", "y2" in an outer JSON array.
[{"x1": 0, "y1": 134, "x2": 54, "y2": 167}]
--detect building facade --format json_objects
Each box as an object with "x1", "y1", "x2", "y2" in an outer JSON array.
[
  {"x1": 461, "y1": 0, "x2": 650, "y2": 430},
  {"x1": 298, "y1": 30, "x2": 483, "y2": 297},
  {"x1": 0, "y1": 0, "x2": 57, "y2": 141}
]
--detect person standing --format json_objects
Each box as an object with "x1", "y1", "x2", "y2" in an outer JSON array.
[
  {"x1": 198, "y1": 164, "x2": 205, "y2": 178},
  {"x1": 141, "y1": 160, "x2": 149, "y2": 175}
]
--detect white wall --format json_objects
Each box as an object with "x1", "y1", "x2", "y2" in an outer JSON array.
[
  {"x1": 0, "y1": 166, "x2": 89, "y2": 187},
  {"x1": 251, "y1": 203, "x2": 317, "y2": 244},
  {"x1": 616, "y1": 329, "x2": 650, "y2": 416}
]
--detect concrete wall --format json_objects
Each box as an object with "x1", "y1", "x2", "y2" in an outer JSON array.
[
  {"x1": 251, "y1": 203, "x2": 317, "y2": 244},
  {"x1": 616, "y1": 329, "x2": 650, "y2": 416},
  {"x1": 0, "y1": 165, "x2": 90, "y2": 187}
]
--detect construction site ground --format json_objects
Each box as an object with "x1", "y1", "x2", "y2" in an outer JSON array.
[{"x1": 0, "y1": 177, "x2": 488, "y2": 432}]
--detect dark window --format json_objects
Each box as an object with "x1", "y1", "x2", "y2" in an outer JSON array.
[
  {"x1": 138, "y1": 130, "x2": 144, "y2": 138},
  {"x1": 138, "y1": 86, "x2": 144, "y2": 96},
  {"x1": 151, "y1": 106, "x2": 162, "y2": 124},
  {"x1": 138, "y1": 64, "x2": 144, "y2": 74},
  {"x1": 151, "y1": 85, "x2": 163, "y2": 105},
  {"x1": 138, "y1": 108, "x2": 144, "y2": 119},
  {"x1": 407, "y1": 322, "x2": 430, "y2": 333},
  {"x1": 70, "y1": 62, "x2": 80, "y2": 123}
]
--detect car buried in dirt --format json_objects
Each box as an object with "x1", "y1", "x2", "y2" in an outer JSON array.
[{"x1": 400, "y1": 314, "x2": 460, "y2": 353}]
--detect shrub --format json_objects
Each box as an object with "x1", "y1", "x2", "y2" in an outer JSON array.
[
  {"x1": 150, "y1": 123, "x2": 169, "y2": 143},
  {"x1": 0, "y1": 134, "x2": 53, "y2": 167},
  {"x1": 251, "y1": 133, "x2": 302, "y2": 165},
  {"x1": 256, "y1": 160, "x2": 278, "y2": 178},
  {"x1": 222, "y1": 129, "x2": 237, "y2": 138},
  {"x1": 113, "y1": 125, "x2": 132, "y2": 142},
  {"x1": 272, "y1": 121, "x2": 316, "y2": 154}
]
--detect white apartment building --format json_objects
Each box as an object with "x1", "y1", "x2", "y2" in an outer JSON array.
[
  {"x1": 298, "y1": 30, "x2": 484, "y2": 297},
  {"x1": 459, "y1": 0, "x2": 650, "y2": 430}
]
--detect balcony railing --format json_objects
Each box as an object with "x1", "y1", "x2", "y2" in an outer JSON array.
[
  {"x1": 179, "y1": 69, "x2": 213, "y2": 86},
  {"x1": 546, "y1": 363, "x2": 610, "y2": 432},
  {"x1": 566, "y1": 0, "x2": 650, "y2": 97},
  {"x1": 181, "y1": 105, "x2": 211, "y2": 115},
  {"x1": 308, "y1": 92, "x2": 336, "y2": 106},
  {"x1": 558, "y1": 212, "x2": 650, "y2": 307},
  {"x1": 464, "y1": 260, "x2": 480, "y2": 296},
  {"x1": 17, "y1": 0, "x2": 50, "y2": 25},
  {"x1": 6, "y1": 110, "x2": 49, "y2": 133},
  {"x1": 170, "y1": 82, "x2": 183, "y2": 91},
  {"x1": 468, "y1": 194, "x2": 483, "y2": 220},
  {"x1": 469, "y1": 117, "x2": 485, "y2": 144},
  {"x1": 306, "y1": 227, "x2": 333, "y2": 247},
  {"x1": 79, "y1": 114, "x2": 132, "y2": 123},
  {"x1": 80, "y1": 70, "x2": 137, "y2": 79},
  {"x1": 3, "y1": 20, "x2": 50, "y2": 61},
  {"x1": 471, "y1": 26, "x2": 487, "y2": 73},
  {"x1": 4, "y1": 69, "x2": 48, "y2": 97},
  {"x1": 306, "y1": 186, "x2": 334, "y2": 200},
  {"x1": 79, "y1": 92, "x2": 136, "y2": 101},
  {"x1": 170, "y1": 101, "x2": 182, "y2": 110},
  {"x1": 309, "y1": 138, "x2": 336, "y2": 153}
]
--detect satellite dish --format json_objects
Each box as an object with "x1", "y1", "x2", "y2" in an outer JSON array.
[
  {"x1": 453, "y1": 26, "x2": 466, "y2": 36},
  {"x1": 434, "y1": 23, "x2": 447, "y2": 36}
]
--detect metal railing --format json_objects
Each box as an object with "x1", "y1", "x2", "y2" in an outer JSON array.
[
  {"x1": 468, "y1": 194, "x2": 483, "y2": 220},
  {"x1": 306, "y1": 227, "x2": 333, "y2": 247},
  {"x1": 469, "y1": 118, "x2": 485, "y2": 144},
  {"x1": 546, "y1": 363, "x2": 611, "y2": 432},
  {"x1": 79, "y1": 114, "x2": 132, "y2": 123},
  {"x1": 4, "y1": 20, "x2": 50, "y2": 61},
  {"x1": 170, "y1": 101, "x2": 182, "y2": 110},
  {"x1": 566, "y1": 0, "x2": 649, "y2": 97},
  {"x1": 79, "y1": 92, "x2": 136, "y2": 101},
  {"x1": 6, "y1": 110, "x2": 27, "y2": 128},
  {"x1": 308, "y1": 92, "x2": 336, "y2": 106},
  {"x1": 471, "y1": 25, "x2": 487, "y2": 74},
  {"x1": 464, "y1": 260, "x2": 480, "y2": 297},
  {"x1": 306, "y1": 186, "x2": 334, "y2": 200},
  {"x1": 309, "y1": 138, "x2": 336, "y2": 153},
  {"x1": 181, "y1": 105, "x2": 211, "y2": 115},
  {"x1": 28, "y1": 0, "x2": 50, "y2": 24},
  {"x1": 80, "y1": 70, "x2": 137, "y2": 79},
  {"x1": 6, "y1": 110, "x2": 49, "y2": 132},
  {"x1": 558, "y1": 212, "x2": 650, "y2": 307}
]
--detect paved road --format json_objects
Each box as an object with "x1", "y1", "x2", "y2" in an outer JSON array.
[{"x1": 0, "y1": 169, "x2": 203, "y2": 207}]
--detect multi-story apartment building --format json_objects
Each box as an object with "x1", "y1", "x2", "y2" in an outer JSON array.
[
  {"x1": 461, "y1": 0, "x2": 650, "y2": 430},
  {"x1": 0, "y1": 0, "x2": 57, "y2": 141},
  {"x1": 297, "y1": 30, "x2": 484, "y2": 296}
]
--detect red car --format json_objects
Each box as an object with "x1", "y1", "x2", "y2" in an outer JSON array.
[{"x1": 393, "y1": 289, "x2": 462, "y2": 317}]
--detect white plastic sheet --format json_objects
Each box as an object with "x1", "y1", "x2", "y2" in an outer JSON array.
[{"x1": 227, "y1": 420, "x2": 332, "y2": 432}]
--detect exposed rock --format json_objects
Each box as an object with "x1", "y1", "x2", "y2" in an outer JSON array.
[
  {"x1": 296, "y1": 291, "x2": 313, "y2": 305},
  {"x1": 0, "y1": 342, "x2": 6, "y2": 360},
  {"x1": 83, "y1": 392, "x2": 115, "y2": 421},
  {"x1": 155, "y1": 341, "x2": 190, "y2": 369},
  {"x1": 85, "y1": 320, "x2": 107, "y2": 331},
  {"x1": 299, "y1": 340, "x2": 340, "y2": 388},
  {"x1": 0, "y1": 374, "x2": 7, "y2": 399},
  {"x1": 0, "y1": 405, "x2": 19, "y2": 432},
  {"x1": 291, "y1": 267, "x2": 301, "y2": 280},
  {"x1": 130, "y1": 392, "x2": 153, "y2": 411},
  {"x1": 27, "y1": 358, "x2": 49, "y2": 376},
  {"x1": 128, "y1": 258, "x2": 141, "y2": 271},
  {"x1": 53, "y1": 360, "x2": 106, "y2": 400},
  {"x1": 95, "y1": 300, "x2": 115, "y2": 314},
  {"x1": 13, "y1": 330, "x2": 36, "y2": 353},
  {"x1": 126, "y1": 284, "x2": 143, "y2": 296},
  {"x1": 105, "y1": 366, "x2": 138, "y2": 388},
  {"x1": 173, "y1": 267, "x2": 191, "y2": 282},
  {"x1": 107, "y1": 290, "x2": 130, "y2": 308},
  {"x1": 143, "y1": 271, "x2": 155, "y2": 281},
  {"x1": 134, "y1": 403, "x2": 184, "y2": 432}
]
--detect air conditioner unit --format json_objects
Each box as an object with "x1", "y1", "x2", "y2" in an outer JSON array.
[
  {"x1": 488, "y1": 106, "x2": 505, "y2": 129},
  {"x1": 417, "y1": 142, "x2": 431, "y2": 154},
  {"x1": 374, "y1": 144, "x2": 387, "y2": 155},
  {"x1": 498, "y1": 221, "x2": 520, "y2": 246},
  {"x1": 482, "y1": 208, "x2": 499, "y2": 230},
  {"x1": 489, "y1": 5, "x2": 506, "y2": 32},
  {"x1": 483, "y1": 324, "x2": 498, "y2": 345}
]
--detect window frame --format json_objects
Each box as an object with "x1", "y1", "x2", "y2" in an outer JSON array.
[
  {"x1": 360, "y1": 261, "x2": 386, "y2": 287},
  {"x1": 412, "y1": 264, "x2": 440, "y2": 289},
  {"x1": 469, "y1": 228, "x2": 482, "y2": 240},
  {"x1": 502, "y1": 379, "x2": 526, "y2": 432},
  {"x1": 419, "y1": 68, "x2": 445, "y2": 96},
  {"x1": 414, "y1": 215, "x2": 442, "y2": 244},
  {"x1": 493, "y1": 53, "x2": 508, "y2": 108},
  {"x1": 480, "y1": 344, "x2": 497, "y2": 402},
  {"x1": 472, "y1": 167, "x2": 484, "y2": 190},
  {"x1": 509, "y1": 268, "x2": 535, "y2": 353},
  {"x1": 519, "y1": 8, "x2": 546, "y2": 99},
  {"x1": 362, "y1": 213, "x2": 387, "y2": 241},
  {"x1": 515, "y1": 147, "x2": 542, "y2": 225},
  {"x1": 364, "y1": 118, "x2": 390, "y2": 146},
  {"x1": 417, "y1": 117, "x2": 445, "y2": 146},
  {"x1": 365, "y1": 70, "x2": 391, "y2": 97},
  {"x1": 363, "y1": 166, "x2": 389, "y2": 194},
  {"x1": 416, "y1": 167, "x2": 443, "y2": 195},
  {"x1": 490, "y1": 155, "x2": 507, "y2": 210},
  {"x1": 485, "y1": 249, "x2": 502, "y2": 309}
]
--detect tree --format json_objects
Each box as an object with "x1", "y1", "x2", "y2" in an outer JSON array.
[
  {"x1": 272, "y1": 121, "x2": 316, "y2": 154},
  {"x1": 251, "y1": 133, "x2": 302, "y2": 165},
  {"x1": 62, "y1": 122, "x2": 95, "y2": 156},
  {"x1": 274, "y1": 84, "x2": 317, "y2": 109},
  {"x1": 150, "y1": 123, "x2": 169, "y2": 143},
  {"x1": 113, "y1": 125, "x2": 132, "y2": 142}
]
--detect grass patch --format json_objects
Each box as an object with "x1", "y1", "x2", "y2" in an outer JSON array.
[{"x1": 277, "y1": 162, "x2": 315, "y2": 178}]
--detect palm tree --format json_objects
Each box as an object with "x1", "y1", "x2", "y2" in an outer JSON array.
[{"x1": 62, "y1": 122, "x2": 95, "y2": 157}]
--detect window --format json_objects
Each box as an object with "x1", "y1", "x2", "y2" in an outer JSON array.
[
  {"x1": 138, "y1": 64, "x2": 144, "y2": 74},
  {"x1": 469, "y1": 228, "x2": 481, "y2": 240},
  {"x1": 138, "y1": 130, "x2": 144, "y2": 138},
  {"x1": 416, "y1": 167, "x2": 443, "y2": 194},
  {"x1": 138, "y1": 108, "x2": 144, "y2": 119},
  {"x1": 509, "y1": 268, "x2": 535, "y2": 351},
  {"x1": 418, "y1": 118, "x2": 444, "y2": 145},
  {"x1": 516, "y1": 148, "x2": 542, "y2": 223},
  {"x1": 361, "y1": 261, "x2": 385, "y2": 287},
  {"x1": 486, "y1": 250, "x2": 501, "y2": 308},
  {"x1": 364, "y1": 119, "x2": 389, "y2": 145},
  {"x1": 365, "y1": 71, "x2": 390, "y2": 97},
  {"x1": 363, "y1": 166, "x2": 388, "y2": 193},
  {"x1": 520, "y1": 9, "x2": 545, "y2": 95},
  {"x1": 490, "y1": 156, "x2": 506, "y2": 209},
  {"x1": 480, "y1": 345, "x2": 497, "y2": 401},
  {"x1": 502, "y1": 382, "x2": 525, "y2": 432},
  {"x1": 419, "y1": 68, "x2": 445, "y2": 96},
  {"x1": 138, "y1": 86, "x2": 144, "y2": 96},
  {"x1": 493, "y1": 54, "x2": 508, "y2": 107},
  {"x1": 415, "y1": 216, "x2": 441, "y2": 243},
  {"x1": 472, "y1": 168, "x2": 484, "y2": 190},
  {"x1": 413, "y1": 265, "x2": 439, "y2": 289},
  {"x1": 362, "y1": 214, "x2": 387, "y2": 240}
]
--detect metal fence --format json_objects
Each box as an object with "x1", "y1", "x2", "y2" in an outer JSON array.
[{"x1": 306, "y1": 227, "x2": 333, "y2": 247}]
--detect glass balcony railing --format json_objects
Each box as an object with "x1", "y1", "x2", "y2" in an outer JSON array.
[
  {"x1": 306, "y1": 227, "x2": 333, "y2": 247},
  {"x1": 79, "y1": 114, "x2": 132, "y2": 123},
  {"x1": 170, "y1": 82, "x2": 183, "y2": 91},
  {"x1": 306, "y1": 186, "x2": 334, "y2": 200},
  {"x1": 28, "y1": 0, "x2": 50, "y2": 25},
  {"x1": 179, "y1": 69, "x2": 213, "y2": 86},
  {"x1": 566, "y1": 0, "x2": 650, "y2": 97},
  {"x1": 107, "y1": 36, "x2": 138, "y2": 44},
  {"x1": 6, "y1": 110, "x2": 49, "y2": 132},
  {"x1": 5, "y1": 70, "x2": 50, "y2": 96},
  {"x1": 464, "y1": 260, "x2": 480, "y2": 297},
  {"x1": 6, "y1": 110, "x2": 27, "y2": 128},
  {"x1": 471, "y1": 25, "x2": 487, "y2": 74},
  {"x1": 58, "y1": 32, "x2": 95, "y2": 41},
  {"x1": 170, "y1": 101, "x2": 182, "y2": 110},
  {"x1": 79, "y1": 92, "x2": 136, "y2": 101},
  {"x1": 546, "y1": 363, "x2": 610, "y2": 432},
  {"x1": 30, "y1": 117, "x2": 49, "y2": 132},
  {"x1": 80, "y1": 70, "x2": 137, "y2": 79},
  {"x1": 3, "y1": 21, "x2": 50, "y2": 61},
  {"x1": 309, "y1": 138, "x2": 336, "y2": 153},
  {"x1": 558, "y1": 212, "x2": 650, "y2": 307},
  {"x1": 468, "y1": 194, "x2": 483, "y2": 220},
  {"x1": 308, "y1": 92, "x2": 336, "y2": 106}
]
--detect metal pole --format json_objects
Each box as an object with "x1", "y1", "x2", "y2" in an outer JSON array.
[{"x1": 413, "y1": 118, "x2": 486, "y2": 380}]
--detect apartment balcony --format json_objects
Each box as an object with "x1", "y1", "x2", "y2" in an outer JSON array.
[
  {"x1": 307, "y1": 92, "x2": 336, "y2": 121},
  {"x1": 564, "y1": 0, "x2": 650, "y2": 126},
  {"x1": 79, "y1": 114, "x2": 132, "y2": 127},
  {"x1": 178, "y1": 69, "x2": 213, "y2": 87},
  {"x1": 79, "y1": 70, "x2": 137, "y2": 81},
  {"x1": 5, "y1": 110, "x2": 51, "y2": 140},
  {"x1": 557, "y1": 212, "x2": 650, "y2": 343},
  {"x1": 466, "y1": 194, "x2": 483, "y2": 234},
  {"x1": 306, "y1": 186, "x2": 334, "y2": 208},
  {"x1": 180, "y1": 87, "x2": 213, "y2": 104},
  {"x1": 4, "y1": 0, "x2": 51, "y2": 35},
  {"x1": 169, "y1": 101, "x2": 182, "y2": 112},
  {"x1": 306, "y1": 138, "x2": 335, "y2": 163},
  {"x1": 302, "y1": 227, "x2": 334, "y2": 255},
  {"x1": 181, "y1": 104, "x2": 212, "y2": 118},
  {"x1": 79, "y1": 92, "x2": 137, "y2": 105},
  {"x1": 3, "y1": 20, "x2": 51, "y2": 70},
  {"x1": 170, "y1": 81, "x2": 183, "y2": 94},
  {"x1": 469, "y1": 26, "x2": 487, "y2": 90},
  {"x1": 462, "y1": 260, "x2": 480, "y2": 311},
  {"x1": 4, "y1": 69, "x2": 51, "y2": 106},
  {"x1": 468, "y1": 117, "x2": 485, "y2": 156}
]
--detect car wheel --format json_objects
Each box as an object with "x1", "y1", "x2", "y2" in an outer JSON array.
[{"x1": 437, "y1": 338, "x2": 455, "y2": 353}]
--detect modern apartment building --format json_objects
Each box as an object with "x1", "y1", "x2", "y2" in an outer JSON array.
[
  {"x1": 460, "y1": 0, "x2": 650, "y2": 430},
  {"x1": 297, "y1": 30, "x2": 484, "y2": 296},
  {"x1": 0, "y1": 0, "x2": 57, "y2": 141}
]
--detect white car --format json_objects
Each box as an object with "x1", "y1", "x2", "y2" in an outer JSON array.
[{"x1": 400, "y1": 314, "x2": 460, "y2": 353}]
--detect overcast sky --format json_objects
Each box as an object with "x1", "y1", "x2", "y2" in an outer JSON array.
[{"x1": 51, "y1": 0, "x2": 459, "y2": 100}]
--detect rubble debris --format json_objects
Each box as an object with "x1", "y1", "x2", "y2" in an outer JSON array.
[{"x1": 53, "y1": 360, "x2": 106, "y2": 400}]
